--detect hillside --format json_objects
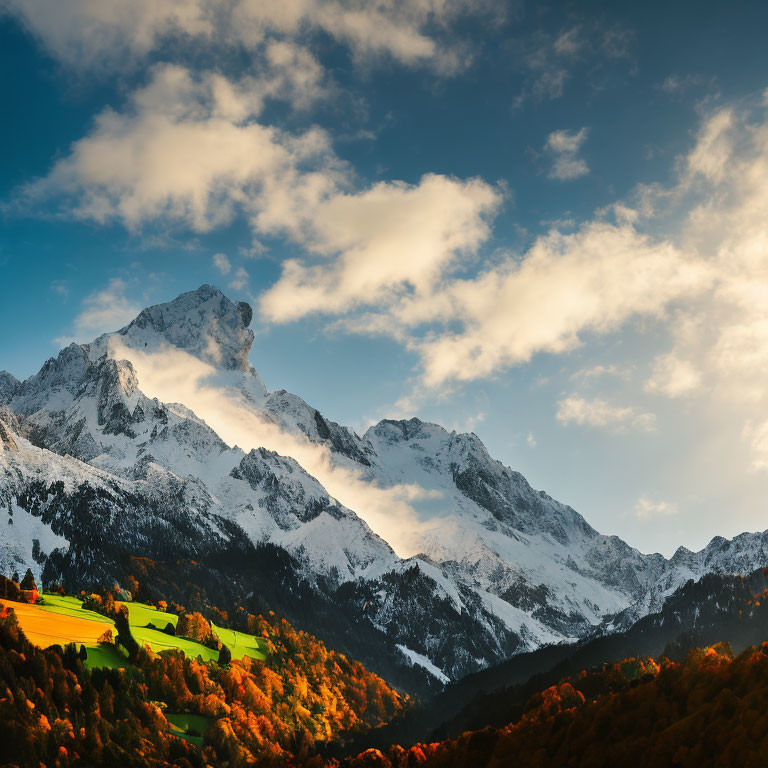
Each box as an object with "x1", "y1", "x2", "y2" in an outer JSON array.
[
  {"x1": 345, "y1": 640, "x2": 768, "y2": 768},
  {"x1": 0, "y1": 579, "x2": 406, "y2": 767},
  {"x1": 5, "y1": 547, "x2": 768, "y2": 766},
  {"x1": 336, "y1": 565, "x2": 768, "y2": 754}
]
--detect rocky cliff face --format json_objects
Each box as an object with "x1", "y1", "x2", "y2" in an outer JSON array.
[{"x1": 2, "y1": 284, "x2": 768, "y2": 687}]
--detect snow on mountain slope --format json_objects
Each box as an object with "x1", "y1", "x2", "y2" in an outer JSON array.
[
  {"x1": 103, "y1": 288, "x2": 768, "y2": 644},
  {"x1": 357, "y1": 418, "x2": 662, "y2": 636},
  {"x1": 3, "y1": 341, "x2": 394, "y2": 588},
  {"x1": 77, "y1": 287, "x2": 613, "y2": 644},
  {"x1": 225, "y1": 446, "x2": 399, "y2": 580},
  {"x1": 604, "y1": 531, "x2": 768, "y2": 631},
  {"x1": 0, "y1": 372, "x2": 19, "y2": 404},
  {"x1": 255, "y1": 391, "x2": 768, "y2": 644},
  {"x1": 2, "y1": 284, "x2": 768, "y2": 682},
  {"x1": 324, "y1": 414, "x2": 768, "y2": 641},
  {"x1": 0, "y1": 403, "x2": 236, "y2": 586},
  {"x1": 93, "y1": 283, "x2": 262, "y2": 377},
  {"x1": 0, "y1": 411, "x2": 68, "y2": 583},
  {"x1": 397, "y1": 644, "x2": 450, "y2": 684},
  {"x1": 0, "y1": 290, "x2": 535, "y2": 678},
  {"x1": 0, "y1": 389, "x2": 536, "y2": 677}
]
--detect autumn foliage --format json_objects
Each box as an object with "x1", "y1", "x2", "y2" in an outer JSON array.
[
  {"x1": 347, "y1": 643, "x2": 768, "y2": 768},
  {"x1": 177, "y1": 612, "x2": 217, "y2": 645},
  {"x1": 9, "y1": 571, "x2": 768, "y2": 768},
  {"x1": 0, "y1": 590, "x2": 406, "y2": 767}
]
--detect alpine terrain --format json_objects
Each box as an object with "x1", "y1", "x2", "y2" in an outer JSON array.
[{"x1": 2, "y1": 286, "x2": 768, "y2": 688}]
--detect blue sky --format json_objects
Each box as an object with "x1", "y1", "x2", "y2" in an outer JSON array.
[{"x1": 2, "y1": 0, "x2": 768, "y2": 556}]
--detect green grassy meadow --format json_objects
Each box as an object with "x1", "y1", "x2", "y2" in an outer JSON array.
[
  {"x1": 27, "y1": 593, "x2": 268, "y2": 668},
  {"x1": 39, "y1": 593, "x2": 116, "y2": 625},
  {"x1": 131, "y1": 625, "x2": 220, "y2": 663},
  {"x1": 117, "y1": 600, "x2": 267, "y2": 663},
  {"x1": 212, "y1": 621, "x2": 268, "y2": 661},
  {"x1": 166, "y1": 713, "x2": 212, "y2": 746},
  {"x1": 120, "y1": 601, "x2": 179, "y2": 629},
  {"x1": 83, "y1": 643, "x2": 129, "y2": 670},
  {"x1": 117, "y1": 600, "x2": 218, "y2": 661}
]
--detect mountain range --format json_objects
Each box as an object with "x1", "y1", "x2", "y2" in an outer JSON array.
[{"x1": 2, "y1": 284, "x2": 768, "y2": 690}]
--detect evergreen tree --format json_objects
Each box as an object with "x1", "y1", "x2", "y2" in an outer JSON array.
[{"x1": 19, "y1": 568, "x2": 36, "y2": 591}]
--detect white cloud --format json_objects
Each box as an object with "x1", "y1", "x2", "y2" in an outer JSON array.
[
  {"x1": 228, "y1": 267, "x2": 249, "y2": 291},
  {"x1": 545, "y1": 127, "x2": 590, "y2": 181},
  {"x1": 645, "y1": 353, "x2": 702, "y2": 398},
  {"x1": 54, "y1": 278, "x2": 141, "y2": 347},
  {"x1": 635, "y1": 496, "x2": 678, "y2": 521},
  {"x1": 262, "y1": 216, "x2": 709, "y2": 390},
  {"x1": 2, "y1": 0, "x2": 492, "y2": 73},
  {"x1": 21, "y1": 66, "x2": 502, "y2": 339},
  {"x1": 2, "y1": 0, "x2": 212, "y2": 66},
  {"x1": 411, "y1": 222, "x2": 709, "y2": 387},
  {"x1": 20, "y1": 65, "x2": 345, "y2": 232},
  {"x1": 571, "y1": 363, "x2": 628, "y2": 382},
  {"x1": 685, "y1": 108, "x2": 734, "y2": 184},
  {"x1": 20, "y1": 19, "x2": 768, "y2": 476},
  {"x1": 254, "y1": 94, "x2": 768, "y2": 481},
  {"x1": 259, "y1": 174, "x2": 502, "y2": 321},
  {"x1": 630, "y1": 100, "x2": 768, "y2": 467},
  {"x1": 549, "y1": 155, "x2": 589, "y2": 182},
  {"x1": 526, "y1": 431, "x2": 537, "y2": 447},
  {"x1": 556, "y1": 395, "x2": 656, "y2": 432},
  {"x1": 212, "y1": 253, "x2": 231, "y2": 275},
  {"x1": 545, "y1": 127, "x2": 588, "y2": 155}
]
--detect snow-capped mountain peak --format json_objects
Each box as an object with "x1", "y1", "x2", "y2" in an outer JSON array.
[
  {"x1": 92, "y1": 284, "x2": 260, "y2": 377},
  {"x1": 3, "y1": 285, "x2": 768, "y2": 686}
]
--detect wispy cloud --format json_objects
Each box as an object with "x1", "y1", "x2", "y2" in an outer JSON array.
[
  {"x1": 628, "y1": 99, "x2": 768, "y2": 467},
  {"x1": 18, "y1": 64, "x2": 344, "y2": 231},
  {"x1": 635, "y1": 496, "x2": 678, "y2": 520},
  {"x1": 514, "y1": 21, "x2": 633, "y2": 106},
  {"x1": 15, "y1": 3, "x2": 768, "y2": 477},
  {"x1": 744, "y1": 419, "x2": 768, "y2": 472},
  {"x1": 571, "y1": 363, "x2": 629, "y2": 382},
  {"x1": 645, "y1": 353, "x2": 702, "y2": 397},
  {"x1": 19, "y1": 65, "x2": 502, "y2": 327},
  {"x1": 552, "y1": 26, "x2": 584, "y2": 58},
  {"x1": 1, "y1": 0, "x2": 494, "y2": 74},
  {"x1": 286, "y1": 219, "x2": 708, "y2": 390},
  {"x1": 109, "y1": 338, "x2": 443, "y2": 557},
  {"x1": 54, "y1": 278, "x2": 141, "y2": 347},
  {"x1": 556, "y1": 395, "x2": 656, "y2": 432},
  {"x1": 544, "y1": 127, "x2": 590, "y2": 180},
  {"x1": 228, "y1": 266, "x2": 249, "y2": 291},
  {"x1": 523, "y1": 26, "x2": 581, "y2": 102},
  {"x1": 658, "y1": 73, "x2": 711, "y2": 96},
  {"x1": 212, "y1": 253, "x2": 231, "y2": 275},
  {"x1": 50, "y1": 280, "x2": 69, "y2": 298},
  {"x1": 260, "y1": 93, "x2": 768, "y2": 475},
  {"x1": 259, "y1": 174, "x2": 502, "y2": 323}
]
